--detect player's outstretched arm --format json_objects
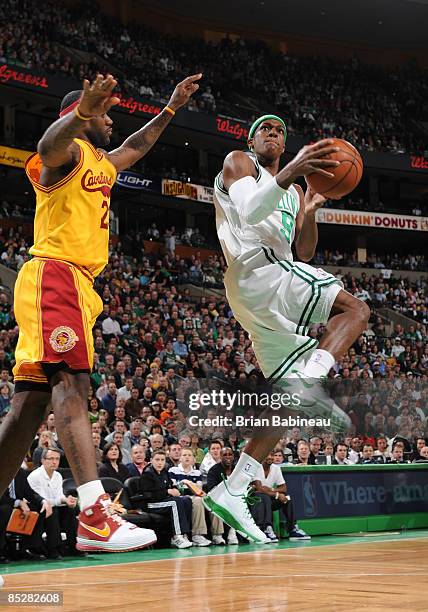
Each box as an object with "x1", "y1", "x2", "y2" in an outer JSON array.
[
  {"x1": 106, "y1": 74, "x2": 202, "y2": 172},
  {"x1": 38, "y1": 74, "x2": 120, "y2": 168}
]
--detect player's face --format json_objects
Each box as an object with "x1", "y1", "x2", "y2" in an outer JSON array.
[
  {"x1": 87, "y1": 113, "x2": 113, "y2": 147},
  {"x1": 249, "y1": 120, "x2": 285, "y2": 162}
]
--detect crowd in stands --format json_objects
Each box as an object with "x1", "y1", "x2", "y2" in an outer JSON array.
[
  {"x1": 313, "y1": 250, "x2": 428, "y2": 272},
  {"x1": 1, "y1": 0, "x2": 427, "y2": 154}
]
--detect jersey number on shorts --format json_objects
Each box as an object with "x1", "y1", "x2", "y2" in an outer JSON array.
[{"x1": 100, "y1": 200, "x2": 109, "y2": 230}]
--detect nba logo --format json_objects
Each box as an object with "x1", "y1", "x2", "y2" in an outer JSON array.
[{"x1": 302, "y1": 475, "x2": 317, "y2": 517}]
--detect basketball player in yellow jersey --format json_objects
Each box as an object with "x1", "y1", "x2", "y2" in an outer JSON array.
[{"x1": 0, "y1": 72, "x2": 201, "y2": 553}]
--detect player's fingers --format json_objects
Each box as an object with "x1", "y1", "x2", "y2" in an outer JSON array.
[
  {"x1": 309, "y1": 139, "x2": 336, "y2": 150},
  {"x1": 104, "y1": 79, "x2": 118, "y2": 93},
  {"x1": 93, "y1": 74, "x2": 104, "y2": 89},
  {"x1": 307, "y1": 168, "x2": 335, "y2": 178},
  {"x1": 312, "y1": 145, "x2": 341, "y2": 158},
  {"x1": 82, "y1": 79, "x2": 90, "y2": 92},
  {"x1": 309, "y1": 158, "x2": 341, "y2": 167},
  {"x1": 101, "y1": 75, "x2": 112, "y2": 89},
  {"x1": 181, "y1": 73, "x2": 203, "y2": 84},
  {"x1": 102, "y1": 75, "x2": 116, "y2": 90}
]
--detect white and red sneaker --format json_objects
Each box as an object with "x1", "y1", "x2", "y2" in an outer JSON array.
[{"x1": 76, "y1": 493, "x2": 157, "y2": 552}]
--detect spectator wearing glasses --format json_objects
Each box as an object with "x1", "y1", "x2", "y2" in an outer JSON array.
[{"x1": 27, "y1": 448, "x2": 81, "y2": 558}]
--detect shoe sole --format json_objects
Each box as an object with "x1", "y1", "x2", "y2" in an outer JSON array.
[
  {"x1": 203, "y1": 496, "x2": 267, "y2": 544},
  {"x1": 76, "y1": 537, "x2": 157, "y2": 552}
]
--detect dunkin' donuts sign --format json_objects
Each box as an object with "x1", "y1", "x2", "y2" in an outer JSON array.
[{"x1": 316, "y1": 209, "x2": 428, "y2": 231}]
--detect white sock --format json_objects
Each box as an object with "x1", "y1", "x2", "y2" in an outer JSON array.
[
  {"x1": 302, "y1": 349, "x2": 335, "y2": 378},
  {"x1": 227, "y1": 452, "x2": 261, "y2": 494},
  {"x1": 77, "y1": 480, "x2": 105, "y2": 510}
]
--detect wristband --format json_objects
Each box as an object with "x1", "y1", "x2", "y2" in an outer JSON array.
[
  {"x1": 74, "y1": 106, "x2": 93, "y2": 121},
  {"x1": 164, "y1": 106, "x2": 176, "y2": 116},
  {"x1": 275, "y1": 491, "x2": 279, "y2": 500}
]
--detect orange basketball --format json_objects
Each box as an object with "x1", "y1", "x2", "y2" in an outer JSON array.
[{"x1": 306, "y1": 138, "x2": 363, "y2": 199}]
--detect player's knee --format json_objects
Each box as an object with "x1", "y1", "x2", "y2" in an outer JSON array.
[
  {"x1": 352, "y1": 299, "x2": 370, "y2": 329},
  {"x1": 51, "y1": 373, "x2": 88, "y2": 404}
]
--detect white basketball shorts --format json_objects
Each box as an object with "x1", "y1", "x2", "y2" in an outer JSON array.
[{"x1": 224, "y1": 247, "x2": 343, "y2": 382}]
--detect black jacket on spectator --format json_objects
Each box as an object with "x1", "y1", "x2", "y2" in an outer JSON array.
[
  {"x1": 7, "y1": 468, "x2": 44, "y2": 510},
  {"x1": 137, "y1": 465, "x2": 174, "y2": 503},
  {"x1": 98, "y1": 462, "x2": 130, "y2": 483},
  {"x1": 206, "y1": 462, "x2": 236, "y2": 492},
  {"x1": 126, "y1": 463, "x2": 145, "y2": 478}
]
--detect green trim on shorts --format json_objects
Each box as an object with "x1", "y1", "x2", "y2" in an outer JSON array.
[
  {"x1": 268, "y1": 248, "x2": 323, "y2": 284},
  {"x1": 298, "y1": 278, "x2": 339, "y2": 335},
  {"x1": 263, "y1": 248, "x2": 338, "y2": 335},
  {"x1": 267, "y1": 337, "x2": 318, "y2": 384}
]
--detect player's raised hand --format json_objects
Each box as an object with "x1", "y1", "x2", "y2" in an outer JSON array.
[
  {"x1": 79, "y1": 74, "x2": 121, "y2": 118},
  {"x1": 304, "y1": 183, "x2": 327, "y2": 215},
  {"x1": 284, "y1": 139, "x2": 341, "y2": 182},
  {"x1": 167, "y1": 74, "x2": 202, "y2": 112}
]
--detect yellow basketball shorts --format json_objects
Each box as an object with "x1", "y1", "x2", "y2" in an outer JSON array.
[{"x1": 13, "y1": 257, "x2": 103, "y2": 388}]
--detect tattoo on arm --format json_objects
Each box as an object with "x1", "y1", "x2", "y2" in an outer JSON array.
[{"x1": 109, "y1": 110, "x2": 173, "y2": 169}]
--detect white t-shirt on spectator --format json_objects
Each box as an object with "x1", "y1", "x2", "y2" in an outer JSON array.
[
  {"x1": 102, "y1": 317, "x2": 123, "y2": 336},
  {"x1": 199, "y1": 453, "x2": 218, "y2": 476},
  {"x1": 254, "y1": 464, "x2": 285, "y2": 488},
  {"x1": 27, "y1": 466, "x2": 66, "y2": 506},
  {"x1": 117, "y1": 386, "x2": 132, "y2": 402}
]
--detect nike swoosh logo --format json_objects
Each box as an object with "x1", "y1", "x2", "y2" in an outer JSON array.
[{"x1": 80, "y1": 521, "x2": 111, "y2": 538}]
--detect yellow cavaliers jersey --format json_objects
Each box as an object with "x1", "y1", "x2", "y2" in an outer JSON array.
[{"x1": 25, "y1": 138, "x2": 117, "y2": 278}]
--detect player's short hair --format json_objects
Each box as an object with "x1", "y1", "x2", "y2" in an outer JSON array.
[{"x1": 60, "y1": 90, "x2": 83, "y2": 114}]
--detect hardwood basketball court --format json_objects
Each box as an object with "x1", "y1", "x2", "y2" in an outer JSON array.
[{"x1": 2, "y1": 530, "x2": 428, "y2": 611}]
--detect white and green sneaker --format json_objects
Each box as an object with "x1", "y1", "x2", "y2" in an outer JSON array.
[
  {"x1": 203, "y1": 481, "x2": 268, "y2": 544},
  {"x1": 276, "y1": 374, "x2": 351, "y2": 433}
]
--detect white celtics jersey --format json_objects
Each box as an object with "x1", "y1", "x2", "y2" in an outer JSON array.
[{"x1": 214, "y1": 152, "x2": 300, "y2": 267}]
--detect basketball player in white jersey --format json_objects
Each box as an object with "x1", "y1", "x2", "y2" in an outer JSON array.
[{"x1": 203, "y1": 115, "x2": 370, "y2": 542}]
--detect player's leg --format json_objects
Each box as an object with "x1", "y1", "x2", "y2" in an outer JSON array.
[
  {"x1": 205, "y1": 267, "x2": 364, "y2": 538},
  {"x1": 0, "y1": 258, "x2": 52, "y2": 494},
  {"x1": 50, "y1": 370, "x2": 99, "y2": 485},
  {"x1": 49, "y1": 368, "x2": 157, "y2": 552},
  {"x1": 0, "y1": 389, "x2": 50, "y2": 496},
  {"x1": 302, "y1": 289, "x2": 370, "y2": 377}
]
